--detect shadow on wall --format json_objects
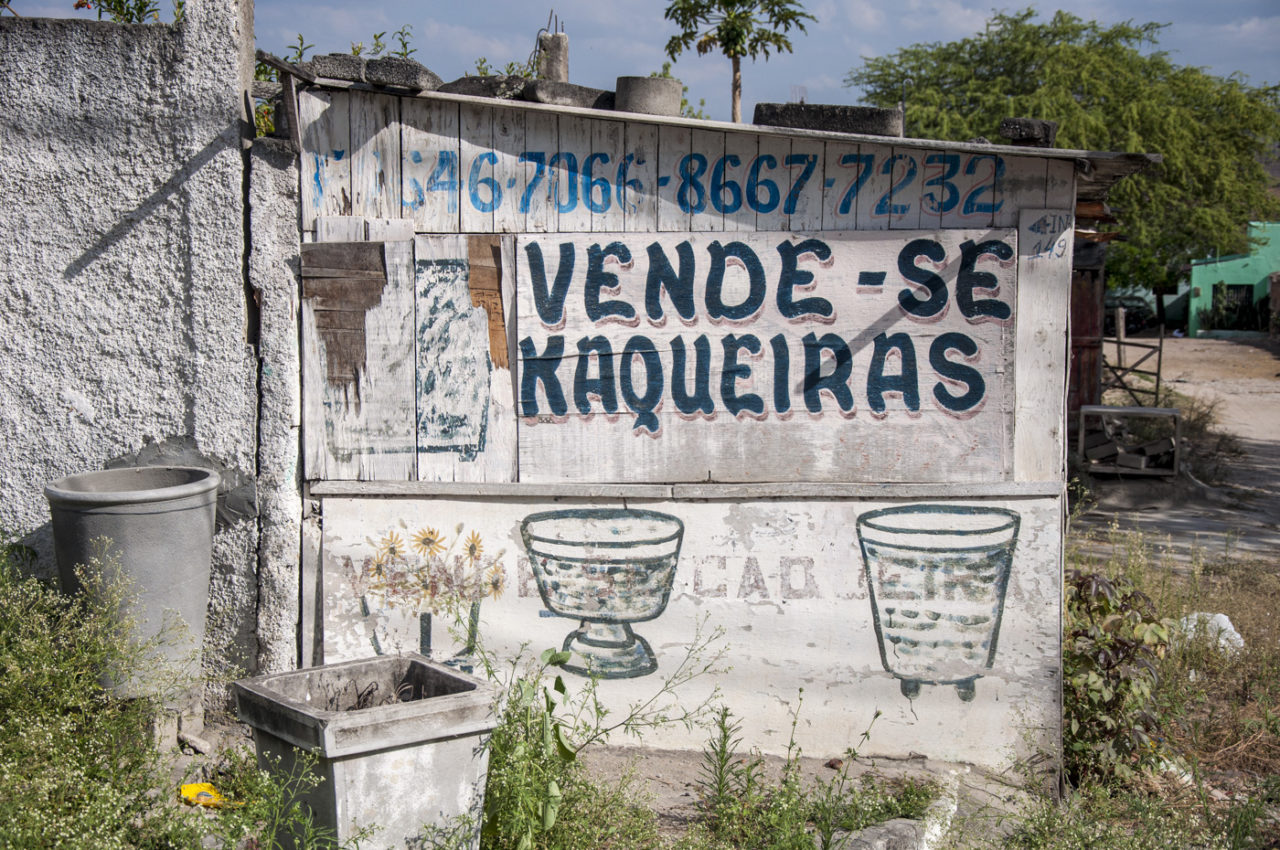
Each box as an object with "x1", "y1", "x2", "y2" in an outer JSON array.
[{"x1": 62, "y1": 127, "x2": 242, "y2": 281}]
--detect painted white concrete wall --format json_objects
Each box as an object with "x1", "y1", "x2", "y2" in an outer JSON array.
[{"x1": 0, "y1": 3, "x2": 277, "y2": 697}]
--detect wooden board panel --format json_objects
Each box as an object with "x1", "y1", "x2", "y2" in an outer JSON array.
[
  {"x1": 515, "y1": 229, "x2": 1017, "y2": 483},
  {"x1": 753, "y1": 134, "x2": 790, "y2": 231},
  {"x1": 822, "y1": 141, "x2": 865, "y2": 231},
  {"x1": 621, "y1": 122, "x2": 659, "y2": 233},
  {"x1": 459, "y1": 104, "x2": 495, "y2": 233},
  {"x1": 320, "y1": 492, "x2": 1062, "y2": 771},
  {"x1": 590, "y1": 118, "x2": 626, "y2": 232},
  {"x1": 414, "y1": 235, "x2": 518, "y2": 482},
  {"x1": 350, "y1": 93, "x2": 400, "y2": 221},
  {"x1": 401, "y1": 97, "x2": 460, "y2": 233},
  {"x1": 1014, "y1": 209, "x2": 1073, "y2": 482},
  {"x1": 885, "y1": 146, "x2": 924, "y2": 230},
  {"x1": 316, "y1": 216, "x2": 366, "y2": 242},
  {"x1": 785, "y1": 138, "x2": 825, "y2": 232},
  {"x1": 492, "y1": 106, "x2": 526, "y2": 234},
  {"x1": 946, "y1": 151, "x2": 1000, "y2": 230},
  {"x1": 555, "y1": 114, "x2": 593, "y2": 233},
  {"x1": 522, "y1": 110, "x2": 559, "y2": 233},
  {"x1": 1044, "y1": 158, "x2": 1075, "y2": 210},
  {"x1": 656, "y1": 124, "x2": 691, "y2": 232},
  {"x1": 723, "y1": 131, "x2": 759, "y2": 232},
  {"x1": 298, "y1": 89, "x2": 351, "y2": 229},
  {"x1": 302, "y1": 240, "x2": 416, "y2": 480},
  {"x1": 854, "y1": 140, "x2": 893, "y2": 232},
  {"x1": 689, "y1": 129, "x2": 725, "y2": 232},
  {"x1": 994, "y1": 155, "x2": 1047, "y2": 229}
]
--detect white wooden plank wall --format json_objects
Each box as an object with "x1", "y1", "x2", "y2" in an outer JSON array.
[
  {"x1": 302, "y1": 240, "x2": 417, "y2": 480},
  {"x1": 514, "y1": 230, "x2": 1018, "y2": 484},
  {"x1": 1014, "y1": 208, "x2": 1074, "y2": 482},
  {"x1": 302, "y1": 91, "x2": 1072, "y2": 242},
  {"x1": 351, "y1": 93, "x2": 400, "y2": 221},
  {"x1": 298, "y1": 89, "x2": 351, "y2": 229},
  {"x1": 401, "y1": 98, "x2": 460, "y2": 233}
]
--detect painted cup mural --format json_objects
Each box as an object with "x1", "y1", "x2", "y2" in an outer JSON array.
[
  {"x1": 520, "y1": 508, "x2": 684, "y2": 679},
  {"x1": 856, "y1": 504, "x2": 1019, "y2": 701}
]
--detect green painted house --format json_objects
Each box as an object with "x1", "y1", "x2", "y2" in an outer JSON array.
[{"x1": 1187, "y1": 222, "x2": 1279, "y2": 337}]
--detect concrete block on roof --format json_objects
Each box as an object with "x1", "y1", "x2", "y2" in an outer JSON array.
[
  {"x1": 537, "y1": 32, "x2": 569, "y2": 82},
  {"x1": 999, "y1": 117, "x2": 1058, "y2": 147},
  {"x1": 365, "y1": 57, "x2": 442, "y2": 92},
  {"x1": 439, "y1": 74, "x2": 530, "y2": 100},
  {"x1": 753, "y1": 102, "x2": 903, "y2": 137},
  {"x1": 309, "y1": 52, "x2": 366, "y2": 83},
  {"x1": 523, "y1": 79, "x2": 613, "y2": 109}
]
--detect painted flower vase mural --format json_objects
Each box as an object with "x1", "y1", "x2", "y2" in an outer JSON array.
[
  {"x1": 520, "y1": 508, "x2": 684, "y2": 679},
  {"x1": 856, "y1": 505, "x2": 1019, "y2": 701},
  {"x1": 341, "y1": 524, "x2": 505, "y2": 663}
]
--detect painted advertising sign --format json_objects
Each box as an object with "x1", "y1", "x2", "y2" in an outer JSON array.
[
  {"x1": 515, "y1": 229, "x2": 1017, "y2": 482},
  {"x1": 296, "y1": 89, "x2": 1076, "y2": 771},
  {"x1": 318, "y1": 494, "x2": 1062, "y2": 766}
]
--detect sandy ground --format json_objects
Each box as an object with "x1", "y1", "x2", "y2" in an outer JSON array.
[{"x1": 1073, "y1": 334, "x2": 1280, "y2": 565}]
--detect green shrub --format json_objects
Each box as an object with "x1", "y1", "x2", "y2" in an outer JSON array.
[{"x1": 1063, "y1": 568, "x2": 1172, "y2": 785}]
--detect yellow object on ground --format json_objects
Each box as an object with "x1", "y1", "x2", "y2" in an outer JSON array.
[{"x1": 179, "y1": 782, "x2": 230, "y2": 808}]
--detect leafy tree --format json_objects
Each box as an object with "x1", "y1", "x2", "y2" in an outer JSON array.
[
  {"x1": 846, "y1": 9, "x2": 1280, "y2": 300},
  {"x1": 664, "y1": 0, "x2": 814, "y2": 123}
]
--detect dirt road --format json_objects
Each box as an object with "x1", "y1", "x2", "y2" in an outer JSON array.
[{"x1": 1073, "y1": 334, "x2": 1280, "y2": 565}]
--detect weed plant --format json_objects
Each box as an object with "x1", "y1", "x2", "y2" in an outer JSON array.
[
  {"x1": 1010, "y1": 522, "x2": 1280, "y2": 850},
  {"x1": 0, "y1": 543, "x2": 355, "y2": 849},
  {"x1": 682, "y1": 702, "x2": 936, "y2": 850}
]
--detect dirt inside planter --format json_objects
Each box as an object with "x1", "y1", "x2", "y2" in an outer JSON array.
[{"x1": 263, "y1": 658, "x2": 478, "y2": 711}]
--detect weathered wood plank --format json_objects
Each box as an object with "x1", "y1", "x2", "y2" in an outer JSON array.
[
  {"x1": 401, "y1": 97, "x2": 460, "y2": 233},
  {"x1": 656, "y1": 124, "x2": 691, "y2": 232},
  {"x1": 1014, "y1": 209, "x2": 1073, "y2": 482},
  {"x1": 621, "y1": 122, "x2": 659, "y2": 233},
  {"x1": 308, "y1": 479, "x2": 1062, "y2": 498},
  {"x1": 492, "y1": 106, "x2": 526, "y2": 233},
  {"x1": 414, "y1": 235, "x2": 518, "y2": 482},
  {"x1": 994, "y1": 155, "x2": 1046, "y2": 229},
  {"x1": 459, "y1": 103, "x2": 495, "y2": 233},
  {"x1": 350, "y1": 92, "x2": 400, "y2": 220},
  {"x1": 822, "y1": 141, "x2": 863, "y2": 231},
  {"x1": 590, "y1": 118, "x2": 627, "y2": 232},
  {"x1": 316, "y1": 215, "x2": 367, "y2": 242},
  {"x1": 302, "y1": 240, "x2": 416, "y2": 480},
  {"x1": 853, "y1": 140, "x2": 892, "y2": 231},
  {"x1": 554, "y1": 115, "x2": 592, "y2": 233},
  {"x1": 523, "y1": 110, "x2": 559, "y2": 233},
  {"x1": 885, "y1": 147, "x2": 924, "y2": 230},
  {"x1": 365, "y1": 217, "x2": 415, "y2": 242},
  {"x1": 753, "y1": 134, "x2": 790, "y2": 231},
  {"x1": 786, "y1": 137, "x2": 825, "y2": 232},
  {"x1": 689, "y1": 129, "x2": 725, "y2": 232},
  {"x1": 514, "y1": 229, "x2": 1017, "y2": 483},
  {"x1": 723, "y1": 131, "x2": 759, "y2": 232},
  {"x1": 298, "y1": 89, "x2": 351, "y2": 229}
]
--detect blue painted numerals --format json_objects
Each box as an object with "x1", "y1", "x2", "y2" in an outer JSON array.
[{"x1": 406, "y1": 146, "x2": 1004, "y2": 221}]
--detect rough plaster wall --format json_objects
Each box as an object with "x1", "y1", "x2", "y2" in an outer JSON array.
[
  {"x1": 250, "y1": 138, "x2": 303, "y2": 675},
  {"x1": 0, "y1": 4, "x2": 261, "y2": 703}
]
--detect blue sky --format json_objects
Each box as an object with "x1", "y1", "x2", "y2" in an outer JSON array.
[{"x1": 31, "y1": 0, "x2": 1280, "y2": 122}]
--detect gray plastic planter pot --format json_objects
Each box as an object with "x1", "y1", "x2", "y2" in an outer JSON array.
[
  {"x1": 44, "y1": 465, "x2": 219, "y2": 696},
  {"x1": 234, "y1": 654, "x2": 497, "y2": 849}
]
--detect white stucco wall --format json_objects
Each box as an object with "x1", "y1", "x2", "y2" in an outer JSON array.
[{"x1": 0, "y1": 3, "x2": 269, "y2": 699}]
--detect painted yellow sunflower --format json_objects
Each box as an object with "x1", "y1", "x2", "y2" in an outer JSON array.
[
  {"x1": 464, "y1": 530, "x2": 483, "y2": 562},
  {"x1": 378, "y1": 530, "x2": 406, "y2": 561},
  {"x1": 412, "y1": 527, "x2": 446, "y2": 559},
  {"x1": 485, "y1": 563, "x2": 506, "y2": 600}
]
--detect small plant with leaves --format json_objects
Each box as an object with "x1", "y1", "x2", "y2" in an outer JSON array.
[{"x1": 1063, "y1": 567, "x2": 1172, "y2": 785}]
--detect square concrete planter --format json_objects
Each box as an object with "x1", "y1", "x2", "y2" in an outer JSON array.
[{"x1": 234, "y1": 654, "x2": 496, "y2": 848}]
